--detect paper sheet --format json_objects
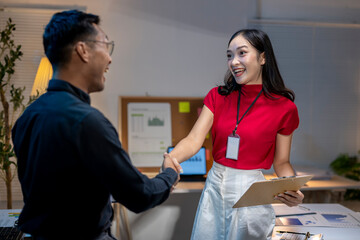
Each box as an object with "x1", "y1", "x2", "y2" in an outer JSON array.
[
  {"x1": 178, "y1": 102, "x2": 190, "y2": 113},
  {"x1": 277, "y1": 212, "x2": 360, "y2": 228},
  {"x1": 273, "y1": 204, "x2": 317, "y2": 217},
  {"x1": 0, "y1": 209, "x2": 21, "y2": 227},
  {"x1": 128, "y1": 102, "x2": 172, "y2": 166}
]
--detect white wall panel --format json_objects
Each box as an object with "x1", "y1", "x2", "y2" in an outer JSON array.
[{"x1": 249, "y1": 21, "x2": 360, "y2": 169}]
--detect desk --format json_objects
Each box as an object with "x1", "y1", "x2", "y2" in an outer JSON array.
[
  {"x1": 172, "y1": 174, "x2": 275, "y2": 193},
  {"x1": 302, "y1": 175, "x2": 360, "y2": 191},
  {"x1": 272, "y1": 203, "x2": 360, "y2": 240},
  {"x1": 301, "y1": 175, "x2": 360, "y2": 202},
  {"x1": 118, "y1": 172, "x2": 360, "y2": 239},
  {"x1": 173, "y1": 174, "x2": 360, "y2": 198}
]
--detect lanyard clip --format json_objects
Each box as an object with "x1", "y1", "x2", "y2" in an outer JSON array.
[{"x1": 233, "y1": 124, "x2": 239, "y2": 136}]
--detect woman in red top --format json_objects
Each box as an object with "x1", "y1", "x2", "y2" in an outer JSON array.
[{"x1": 166, "y1": 29, "x2": 303, "y2": 239}]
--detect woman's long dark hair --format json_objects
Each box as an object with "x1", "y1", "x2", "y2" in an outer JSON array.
[{"x1": 218, "y1": 29, "x2": 295, "y2": 102}]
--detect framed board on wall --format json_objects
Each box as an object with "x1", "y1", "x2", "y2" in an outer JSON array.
[{"x1": 118, "y1": 96, "x2": 213, "y2": 173}]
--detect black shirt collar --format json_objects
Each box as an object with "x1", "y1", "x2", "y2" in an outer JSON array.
[{"x1": 47, "y1": 79, "x2": 91, "y2": 104}]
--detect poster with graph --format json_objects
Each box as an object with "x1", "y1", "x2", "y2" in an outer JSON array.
[{"x1": 127, "y1": 102, "x2": 172, "y2": 166}]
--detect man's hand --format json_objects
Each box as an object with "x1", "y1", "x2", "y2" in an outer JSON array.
[
  {"x1": 162, "y1": 152, "x2": 182, "y2": 192},
  {"x1": 274, "y1": 190, "x2": 304, "y2": 207}
]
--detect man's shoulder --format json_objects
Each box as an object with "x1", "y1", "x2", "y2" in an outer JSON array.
[{"x1": 23, "y1": 91, "x2": 102, "y2": 124}]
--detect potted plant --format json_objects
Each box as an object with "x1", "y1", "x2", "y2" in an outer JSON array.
[
  {"x1": 330, "y1": 151, "x2": 360, "y2": 200},
  {"x1": 0, "y1": 18, "x2": 37, "y2": 209}
]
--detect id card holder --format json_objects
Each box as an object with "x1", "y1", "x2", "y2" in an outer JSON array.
[{"x1": 226, "y1": 133, "x2": 240, "y2": 160}]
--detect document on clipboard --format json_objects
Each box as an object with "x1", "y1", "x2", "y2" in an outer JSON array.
[{"x1": 233, "y1": 175, "x2": 313, "y2": 208}]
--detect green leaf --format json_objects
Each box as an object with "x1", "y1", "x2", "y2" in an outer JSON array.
[{"x1": 0, "y1": 17, "x2": 23, "y2": 179}]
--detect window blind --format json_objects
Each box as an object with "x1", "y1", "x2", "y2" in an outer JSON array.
[{"x1": 248, "y1": 19, "x2": 360, "y2": 168}]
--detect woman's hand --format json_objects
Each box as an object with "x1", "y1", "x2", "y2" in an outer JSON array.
[{"x1": 275, "y1": 190, "x2": 304, "y2": 207}]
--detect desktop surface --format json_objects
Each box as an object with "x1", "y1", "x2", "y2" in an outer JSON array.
[{"x1": 272, "y1": 204, "x2": 360, "y2": 240}]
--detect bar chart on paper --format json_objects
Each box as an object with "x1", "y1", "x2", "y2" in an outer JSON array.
[{"x1": 128, "y1": 102, "x2": 172, "y2": 167}]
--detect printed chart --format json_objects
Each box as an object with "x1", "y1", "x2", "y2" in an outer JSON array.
[{"x1": 128, "y1": 102, "x2": 172, "y2": 166}]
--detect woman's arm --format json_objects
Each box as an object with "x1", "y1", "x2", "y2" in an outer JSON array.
[
  {"x1": 273, "y1": 133, "x2": 304, "y2": 207},
  {"x1": 167, "y1": 105, "x2": 213, "y2": 163},
  {"x1": 273, "y1": 133, "x2": 295, "y2": 177}
]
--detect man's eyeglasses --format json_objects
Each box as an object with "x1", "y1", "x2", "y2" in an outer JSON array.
[{"x1": 85, "y1": 40, "x2": 115, "y2": 56}]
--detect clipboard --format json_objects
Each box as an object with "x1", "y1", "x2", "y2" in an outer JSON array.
[{"x1": 233, "y1": 175, "x2": 313, "y2": 208}]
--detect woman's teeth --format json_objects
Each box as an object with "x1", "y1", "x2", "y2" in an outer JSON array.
[{"x1": 233, "y1": 68, "x2": 244, "y2": 76}]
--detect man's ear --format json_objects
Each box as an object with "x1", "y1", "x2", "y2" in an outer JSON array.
[
  {"x1": 75, "y1": 42, "x2": 90, "y2": 63},
  {"x1": 260, "y1": 52, "x2": 266, "y2": 66}
]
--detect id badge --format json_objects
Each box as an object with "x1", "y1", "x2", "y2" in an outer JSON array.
[{"x1": 226, "y1": 134, "x2": 240, "y2": 160}]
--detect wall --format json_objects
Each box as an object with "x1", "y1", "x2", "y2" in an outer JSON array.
[
  {"x1": 2, "y1": 0, "x2": 358, "y2": 169},
  {"x1": 0, "y1": 0, "x2": 247, "y2": 239},
  {"x1": 252, "y1": 0, "x2": 360, "y2": 23},
  {"x1": 1, "y1": 0, "x2": 249, "y2": 124},
  {"x1": 1, "y1": 0, "x2": 358, "y2": 171},
  {"x1": 1, "y1": 0, "x2": 360, "y2": 239},
  {"x1": 250, "y1": 21, "x2": 360, "y2": 170},
  {"x1": 248, "y1": 0, "x2": 360, "y2": 170}
]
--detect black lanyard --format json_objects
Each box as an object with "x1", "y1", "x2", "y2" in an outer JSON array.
[{"x1": 233, "y1": 87, "x2": 263, "y2": 135}]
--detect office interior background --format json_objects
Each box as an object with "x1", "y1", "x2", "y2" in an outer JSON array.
[{"x1": 0, "y1": 0, "x2": 359, "y2": 239}]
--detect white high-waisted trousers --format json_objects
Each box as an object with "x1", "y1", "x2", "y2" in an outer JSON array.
[{"x1": 191, "y1": 162, "x2": 275, "y2": 240}]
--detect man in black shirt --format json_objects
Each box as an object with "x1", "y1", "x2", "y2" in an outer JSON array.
[{"x1": 12, "y1": 10, "x2": 181, "y2": 240}]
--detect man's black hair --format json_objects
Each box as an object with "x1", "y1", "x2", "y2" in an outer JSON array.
[{"x1": 43, "y1": 10, "x2": 100, "y2": 70}]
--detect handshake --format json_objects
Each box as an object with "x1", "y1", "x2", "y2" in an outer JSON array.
[{"x1": 161, "y1": 152, "x2": 183, "y2": 192}]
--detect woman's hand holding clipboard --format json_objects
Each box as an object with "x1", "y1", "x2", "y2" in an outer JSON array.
[{"x1": 233, "y1": 175, "x2": 313, "y2": 208}]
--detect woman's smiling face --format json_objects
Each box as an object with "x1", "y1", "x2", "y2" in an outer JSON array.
[{"x1": 227, "y1": 34, "x2": 265, "y2": 85}]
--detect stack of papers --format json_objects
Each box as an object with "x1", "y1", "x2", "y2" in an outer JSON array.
[{"x1": 272, "y1": 232, "x2": 324, "y2": 240}]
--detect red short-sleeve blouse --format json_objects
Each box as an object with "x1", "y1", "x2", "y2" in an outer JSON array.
[{"x1": 204, "y1": 84, "x2": 299, "y2": 170}]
